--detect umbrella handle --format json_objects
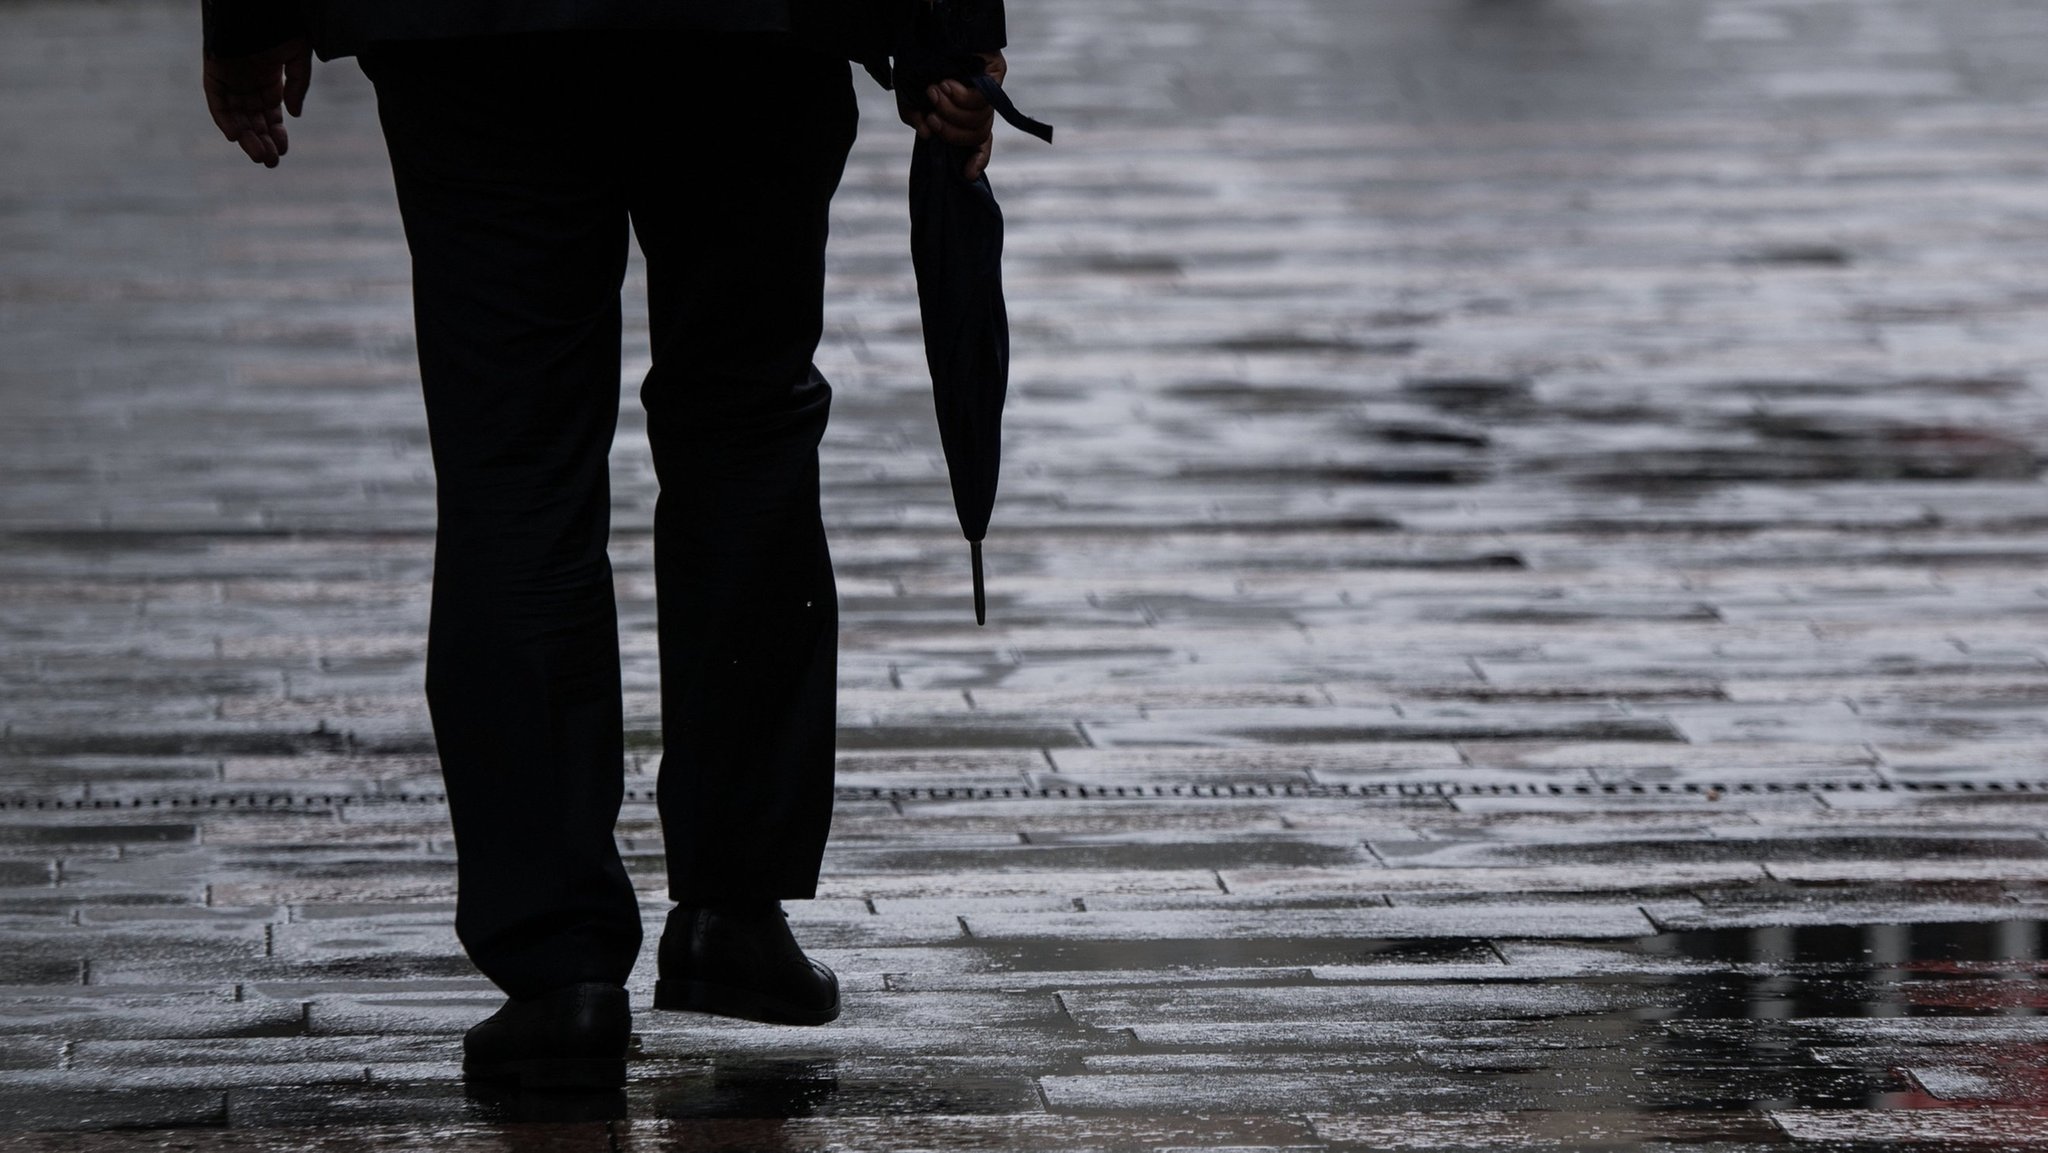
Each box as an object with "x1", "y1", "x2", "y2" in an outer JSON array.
[{"x1": 971, "y1": 540, "x2": 986, "y2": 625}]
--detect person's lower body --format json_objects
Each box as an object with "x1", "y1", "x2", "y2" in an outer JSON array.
[{"x1": 362, "y1": 29, "x2": 857, "y2": 1084}]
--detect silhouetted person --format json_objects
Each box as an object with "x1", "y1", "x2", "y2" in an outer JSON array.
[{"x1": 201, "y1": 0, "x2": 1009, "y2": 1091}]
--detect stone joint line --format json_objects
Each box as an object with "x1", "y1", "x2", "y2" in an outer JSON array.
[{"x1": 0, "y1": 776, "x2": 2038, "y2": 811}]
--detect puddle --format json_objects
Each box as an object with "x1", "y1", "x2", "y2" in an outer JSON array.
[
  {"x1": 1636, "y1": 920, "x2": 2048, "y2": 1018},
  {"x1": 1570, "y1": 922, "x2": 2048, "y2": 1110},
  {"x1": 652, "y1": 1058, "x2": 842, "y2": 1119},
  {"x1": 1651, "y1": 920, "x2": 2047, "y2": 979}
]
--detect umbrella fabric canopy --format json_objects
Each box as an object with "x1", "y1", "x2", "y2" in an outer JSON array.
[{"x1": 897, "y1": 3, "x2": 1051, "y2": 624}]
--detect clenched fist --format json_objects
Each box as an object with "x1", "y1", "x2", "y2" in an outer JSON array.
[{"x1": 898, "y1": 50, "x2": 1007, "y2": 181}]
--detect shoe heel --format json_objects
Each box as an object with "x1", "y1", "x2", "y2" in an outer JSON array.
[
  {"x1": 652, "y1": 978, "x2": 838, "y2": 1026},
  {"x1": 652, "y1": 978, "x2": 707, "y2": 1014}
]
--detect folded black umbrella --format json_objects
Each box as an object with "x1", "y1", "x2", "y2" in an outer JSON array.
[{"x1": 896, "y1": 4, "x2": 1052, "y2": 624}]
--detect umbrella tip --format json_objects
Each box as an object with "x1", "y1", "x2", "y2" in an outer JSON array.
[{"x1": 971, "y1": 540, "x2": 986, "y2": 626}]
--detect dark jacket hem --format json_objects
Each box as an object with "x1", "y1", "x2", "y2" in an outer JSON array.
[
  {"x1": 203, "y1": 0, "x2": 1006, "y2": 75},
  {"x1": 201, "y1": 0, "x2": 304, "y2": 56}
]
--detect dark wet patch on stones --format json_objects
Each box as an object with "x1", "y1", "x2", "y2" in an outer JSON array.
[
  {"x1": 220, "y1": 1083, "x2": 490, "y2": 1129},
  {"x1": 1436, "y1": 602, "x2": 1721, "y2": 624},
  {"x1": 1175, "y1": 462, "x2": 1489, "y2": 486},
  {"x1": 1210, "y1": 333, "x2": 1421, "y2": 356},
  {"x1": 1214, "y1": 717, "x2": 1682, "y2": 743},
  {"x1": 832, "y1": 837, "x2": 1373, "y2": 874},
  {"x1": 1034, "y1": 252, "x2": 1185, "y2": 276},
  {"x1": 1734, "y1": 243, "x2": 1853, "y2": 267},
  {"x1": 1522, "y1": 919, "x2": 2048, "y2": 977},
  {"x1": 0, "y1": 762, "x2": 224, "y2": 788},
  {"x1": 0, "y1": 824, "x2": 194, "y2": 847},
  {"x1": 233, "y1": 956, "x2": 483, "y2": 983},
  {"x1": 1373, "y1": 834, "x2": 2048, "y2": 868},
  {"x1": 1362, "y1": 310, "x2": 1444, "y2": 328},
  {"x1": 1399, "y1": 376, "x2": 1534, "y2": 413},
  {"x1": 0, "y1": 863, "x2": 54, "y2": 888},
  {"x1": 834, "y1": 722, "x2": 1090, "y2": 751},
  {"x1": 1367, "y1": 420, "x2": 1493, "y2": 449},
  {"x1": 1211, "y1": 546, "x2": 1556, "y2": 575},
  {"x1": 0, "y1": 1087, "x2": 230, "y2": 1132},
  {"x1": 1562, "y1": 412, "x2": 2041, "y2": 491},
  {"x1": 1407, "y1": 681, "x2": 1728, "y2": 702},
  {"x1": 1162, "y1": 380, "x2": 1357, "y2": 410},
  {"x1": 981, "y1": 935, "x2": 1496, "y2": 973},
  {"x1": 649, "y1": 1057, "x2": 1043, "y2": 1118},
  {"x1": 1706, "y1": 375, "x2": 2027, "y2": 399},
  {"x1": 1850, "y1": 301, "x2": 1987, "y2": 323},
  {"x1": 0, "y1": 730, "x2": 358, "y2": 759}
]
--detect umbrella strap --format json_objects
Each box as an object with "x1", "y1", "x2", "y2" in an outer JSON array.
[{"x1": 970, "y1": 73, "x2": 1054, "y2": 144}]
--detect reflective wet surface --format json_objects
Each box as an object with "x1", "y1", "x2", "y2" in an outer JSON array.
[{"x1": 14, "y1": 0, "x2": 2048, "y2": 1146}]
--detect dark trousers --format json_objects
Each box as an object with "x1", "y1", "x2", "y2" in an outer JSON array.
[{"x1": 360, "y1": 32, "x2": 856, "y2": 1000}]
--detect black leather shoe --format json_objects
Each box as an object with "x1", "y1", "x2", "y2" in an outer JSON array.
[
  {"x1": 653, "y1": 902, "x2": 840, "y2": 1025},
  {"x1": 463, "y1": 982, "x2": 630, "y2": 1090}
]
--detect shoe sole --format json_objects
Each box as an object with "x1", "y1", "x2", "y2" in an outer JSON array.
[
  {"x1": 462, "y1": 1056, "x2": 627, "y2": 1091},
  {"x1": 652, "y1": 978, "x2": 840, "y2": 1026}
]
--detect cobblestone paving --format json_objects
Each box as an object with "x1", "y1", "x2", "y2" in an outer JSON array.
[{"x1": 7, "y1": 0, "x2": 2048, "y2": 1147}]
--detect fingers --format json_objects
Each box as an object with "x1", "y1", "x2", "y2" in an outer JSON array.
[
  {"x1": 940, "y1": 77, "x2": 990, "y2": 112},
  {"x1": 283, "y1": 46, "x2": 312, "y2": 118},
  {"x1": 237, "y1": 124, "x2": 280, "y2": 167},
  {"x1": 237, "y1": 108, "x2": 284, "y2": 166},
  {"x1": 977, "y1": 51, "x2": 1008, "y2": 87},
  {"x1": 920, "y1": 80, "x2": 994, "y2": 149},
  {"x1": 229, "y1": 104, "x2": 283, "y2": 166},
  {"x1": 225, "y1": 107, "x2": 283, "y2": 166},
  {"x1": 268, "y1": 106, "x2": 290, "y2": 158},
  {"x1": 964, "y1": 134, "x2": 993, "y2": 183}
]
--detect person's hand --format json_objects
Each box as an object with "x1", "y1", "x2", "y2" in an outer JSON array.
[
  {"x1": 898, "y1": 51, "x2": 1006, "y2": 181},
  {"x1": 203, "y1": 38, "x2": 312, "y2": 168}
]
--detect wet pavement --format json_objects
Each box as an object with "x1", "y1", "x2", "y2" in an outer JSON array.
[{"x1": 9, "y1": 0, "x2": 2048, "y2": 1146}]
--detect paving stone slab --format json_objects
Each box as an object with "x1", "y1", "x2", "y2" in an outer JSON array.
[
  {"x1": 817, "y1": 869, "x2": 1223, "y2": 901},
  {"x1": 632, "y1": 1022, "x2": 1106, "y2": 1063},
  {"x1": 1643, "y1": 900, "x2": 2037, "y2": 932},
  {"x1": 960, "y1": 904, "x2": 1656, "y2": 943},
  {"x1": 1041, "y1": 1072, "x2": 1503, "y2": 1115},
  {"x1": 1223, "y1": 862, "x2": 1766, "y2": 896},
  {"x1": 0, "y1": 1089, "x2": 229, "y2": 1134},
  {"x1": 1061, "y1": 983, "x2": 1646, "y2": 1030},
  {"x1": 0, "y1": 1123, "x2": 616, "y2": 1151}
]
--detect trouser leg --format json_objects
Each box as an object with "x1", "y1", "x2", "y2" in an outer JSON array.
[
  {"x1": 625, "y1": 36, "x2": 859, "y2": 903},
  {"x1": 363, "y1": 36, "x2": 642, "y2": 999}
]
